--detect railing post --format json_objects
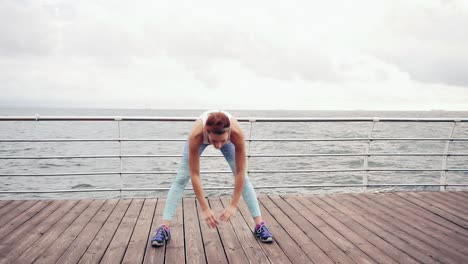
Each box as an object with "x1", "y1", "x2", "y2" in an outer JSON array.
[
  {"x1": 440, "y1": 121, "x2": 458, "y2": 191},
  {"x1": 363, "y1": 118, "x2": 377, "y2": 191},
  {"x1": 247, "y1": 118, "x2": 256, "y2": 177},
  {"x1": 116, "y1": 118, "x2": 123, "y2": 198}
]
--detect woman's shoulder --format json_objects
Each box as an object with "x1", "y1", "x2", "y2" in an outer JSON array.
[
  {"x1": 229, "y1": 119, "x2": 245, "y2": 143},
  {"x1": 189, "y1": 119, "x2": 204, "y2": 142}
]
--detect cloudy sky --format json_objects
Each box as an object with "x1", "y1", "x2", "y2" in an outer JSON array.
[{"x1": 1, "y1": 0, "x2": 468, "y2": 110}]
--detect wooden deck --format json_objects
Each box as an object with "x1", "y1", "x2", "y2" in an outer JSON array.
[{"x1": 0, "y1": 191, "x2": 467, "y2": 264}]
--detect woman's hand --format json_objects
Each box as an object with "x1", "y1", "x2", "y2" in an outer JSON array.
[
  {"x1": 202, "y1": 208, "x2": 220, "y2": 228},
  {"x1": 220, "y1": 204, "x2": 238, "y2": 222}
]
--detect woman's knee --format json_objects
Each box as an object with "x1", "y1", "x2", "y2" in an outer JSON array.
[{"x1": 173, "y1": 170, "x2": 190, "y2": 187}]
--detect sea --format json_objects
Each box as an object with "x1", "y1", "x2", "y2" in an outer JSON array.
[{"x1": 1, "y1": 108, "x2": 468, "y2": 199}]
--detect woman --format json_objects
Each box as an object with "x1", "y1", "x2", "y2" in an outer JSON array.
[{"x1": 151, "y1": 110, "x2": 273, "y2": 246}]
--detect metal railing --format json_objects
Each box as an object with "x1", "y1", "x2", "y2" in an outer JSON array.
[{"x1": 1, "y1": 116, "x2": 468, "y2": 196}]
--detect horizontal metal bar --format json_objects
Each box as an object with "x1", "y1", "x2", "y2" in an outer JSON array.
[
  {"x1": 0, "y1": 171, "x2": 227, "y2": 177},
  {"x1": 249, "y1": 153, "x2": 468, "y2": 157},
  {"x1": 0, "y1": 188, "x2": 124, "y2": 193},
  {"x1": 1, "y1": 116, "x2": 468, "y2": 122},
  {"x1": 0, "y1": 154, "x2": 207, "y2": 159},
  {"x1": 2, "y1": 183, "x2": 468, "y2": 194},
  {"x1": 0, "y1": 172, "x2": 123, "y2": 177},
  {"x1": 248, "y1": 169, "x2": 465, "y2": 173},
  {"x1": 3, "y1": 153, "x2": 468, "y2": 160},
  {"x1": 2, "y1": 168, "x2": 468, "y2": 177},
  {"x1": 0, "y1": 139, "x2": 187, "y2": 142},
  {"x1": 249, "y1": 138, "x2": 468, "y2": 142},
  {"x1": 2, "y1": 137, "x2": 468, "y2": 143},
  {"x1": 0, "y1": 116, "x2": 198, "y2": 122},
  {"x1": 240, "y1": 117, "x2": 468, "y2": 122}
]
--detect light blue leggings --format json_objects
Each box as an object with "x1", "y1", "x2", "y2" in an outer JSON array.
[{"x1": 162, "y1": 141, "x2": 261, "y2": 221}]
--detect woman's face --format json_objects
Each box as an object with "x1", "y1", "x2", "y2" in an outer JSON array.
[{"x1": 208, "y1": 132, "x2": 229, "y2": 149}]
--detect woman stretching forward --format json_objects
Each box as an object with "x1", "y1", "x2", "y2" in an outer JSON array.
[{"x1": 151, "y1": 110, "x2": 273, "y2": 246}]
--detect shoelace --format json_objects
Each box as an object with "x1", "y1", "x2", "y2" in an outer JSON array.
[
  {"x1": 258, "y1": 225, "x2": 271, "y2": 237},
  {"x1": 154, "y1": 227, "x2": 167, "y2": 240}
]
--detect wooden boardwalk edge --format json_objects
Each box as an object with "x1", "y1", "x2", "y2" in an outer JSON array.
[{"x1": 0, "y1": 191, "x2": 467, "y2": 264}]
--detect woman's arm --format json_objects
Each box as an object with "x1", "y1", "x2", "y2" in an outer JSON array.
[
  {"x1": 189, "y1": 120, "x2": 219, "y2": 228},
  {"x1": 220, "y1": 118, "x2": 246, "y2": 222}
]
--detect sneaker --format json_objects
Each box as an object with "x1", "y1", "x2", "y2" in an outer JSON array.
[
  {"x1": 254, "y1": 222, "x2": 273, "y2": 243},
  {"x1": 151, "y1": 224, "x2": 171, "y2": 247}
]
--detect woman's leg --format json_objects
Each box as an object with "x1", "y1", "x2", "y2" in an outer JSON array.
[
  {"x1": 220, "y1": 142, "x2": 263, "y2": 224},
  {"x1": 162, "y1": 141, "x2": 208, "y2": 226}
]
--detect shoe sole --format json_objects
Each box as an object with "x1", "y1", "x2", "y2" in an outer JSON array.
[
  {"x1": 259, "y1": 236, "x2": 273, "y2": 243},
  {"x1": 151, "y1": 236, "x2": 171, "y2": 247},
  {"x1": 253, "y1": 231, "x2": 273, "y2": 243},
  {"x1": 152, "y1": 241, "x2": 164, "y2": 247}
]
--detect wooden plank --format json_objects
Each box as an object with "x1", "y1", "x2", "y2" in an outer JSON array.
[
  {"x1": 273, "y1": 195, "x2": 353, "y2": 264},
  {"x1": 409, "y1": 192, "x2": 468, "y2": 221},
  {"x1": 396, "y1": 192, "x2": 468, "y2": 229},
  {"x1": 386, "y1": 193, "x2": 468, "y2": 238},
  {"x1": 0, "y1": 200, "x2": 12, "y2": 210},
  {"x1": 55, "y1": 199, "x2": 120, "y2": 264},
  {"x1": 164, "y1": 198, "x2": 185, "y2": 264},
  {"x1": 445, "y1": 190, "x2": 468, "y2": 203},
  {"x1": 0, "y1": 200, "x2": 38, "y2": 227},
  {"x1": 358, "y1": 193, "x2": 468, "y2": 254},
  {"x1": 312, "y1": 195, "x2": 419, "y2": 263},
  {"x1": 183, "y1": 197, "x2": 206, "y2": 264},
  {"x1": 77, "y1": 199, "x2": 132, "y2": 264},
  {"x1": 260, "y1": 196, "x2": 334, "y2": 264},
  {"x1": 11, "y1": 200, "x2": 90, "y2": 264},
  {"x1": 33, "y1": 199, "x2": 106, "y2": 264},
  {"x1": 356, "y1": 193, "x2": 468, "y2": 258},
  {"x1": 196, "y1": 198, "x2": 228, "y2": 264},
  {"x1": 0, "y1": 200, "x2": 61, "y2": 244},
  {"x1": 347, "y1": 194, "x2": 467, "y2": 264},
  {"x1": 122, "y1": 199, "x2": 157, "y2": 264},
  {"x1": 0, "y1": 200, "x2": 25, "y2": 218},
  {"x1": 1, "y1": 192, "x2": 467, "y2": 264},
  {"x1": 0, "y1": 200, "x2": 28, "y2": 227},
  {"x1": 377, "y1": 193, "x2": 468, "y2": 248},
  {"x1": 324, "y1": 195, "x2": 435, "y2": 264},
  {"x1": 449, "y1": 191, "x2": 468, "y2": 204},
  {"x1": 431, "y1": 192, "x2": 468, "y2": 209},
  {"x1": 304, "y1": 196, "x2": 394, "y2": 264},
  {"x1": 0, "y1": 200, "x2": 78, "y2": 264},
  {"x1": 220, "y1": 197, "x2": 269, "y2": 264},
  {"x1": 445, "y1": 192, "x2": 468, "y2": 212},
  {"x1": 256, "y1": 196, "x2": 312, "y2": 264},
  {"x1": 236, "y1": 197, "x2": 292, "y2": 264},
  {"x1": 0, "y1": 200, "x2": 51, "y2": 240},
  {"x1": 338, "y1": 194, "x2": 448, "y2": 263},
  {"x1": 209, "y1": 198, "x2": 249, "y2": 263},
  {"x1": 417, "y1": 191, "x2": 467, "y2": 211},
  {"x1": 143, "y1": 199, "x2": 165, "y2": 264},
  {"x1": 424, "y1": 192, "x2": 468, "y2": 215},
  {"x1": 286, "y1": 196, "x2": 373, "y2": 264},
  {"x1": 99, "y1": 199, "x2": 144, "y2": 264},
  {"x1": 452, "y1": 191, "x2": 468, "y2": 200}
]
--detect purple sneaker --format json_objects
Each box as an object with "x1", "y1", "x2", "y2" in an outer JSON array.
[
  {"x1": 254, "y1": 222, "x2": 273, "y2": 243},
  {"x1": 151, "y1": 224, "x2": 171, "y2": 247}
]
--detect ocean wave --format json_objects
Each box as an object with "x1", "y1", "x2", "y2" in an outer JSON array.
[
  {"x1": 71, "y1": 183, "x2": 94, "y2": 189},
  {"x1": 38, "y1": 163, "x2": 64, "y2": 168}
]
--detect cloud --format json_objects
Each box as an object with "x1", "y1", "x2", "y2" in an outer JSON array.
[
  {"x1": 365, "y1": 0, "x2": 468, "y2": 86},
  {"x1": 0, "y1": 0, "x2": 467, "y2": 110},
  {"x1": 0, "y1": 1, "x2": 59, "y2": 56}
]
